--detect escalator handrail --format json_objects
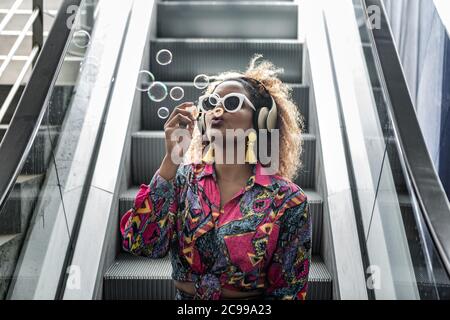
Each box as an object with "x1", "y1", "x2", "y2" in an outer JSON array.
[
  {"x1": 363, "y1": 0, "x2": 450, "y2": 278},
  {"x1": 0, "y1": 0, "x2": 83, "y2": 212}
]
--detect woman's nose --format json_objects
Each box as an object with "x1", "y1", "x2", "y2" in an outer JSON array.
[{"x1": 212, "y1": 106, "x2": 224, "y2": 117}]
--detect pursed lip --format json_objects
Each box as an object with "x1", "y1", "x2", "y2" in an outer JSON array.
[{"x1": 211, "y1": 116, "x2": 224, "y2": 126}]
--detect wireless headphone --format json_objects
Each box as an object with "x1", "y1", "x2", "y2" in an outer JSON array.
[{"x1": 196, "y1": 77, "x2": 278, "y2": 136}]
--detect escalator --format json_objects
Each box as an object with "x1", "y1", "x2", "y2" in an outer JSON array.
[
  {"x1": 0, "y1": 83, "x2": 73, "y2": 299},
  {"x1": 102, "y1": 0, "x2": 333, "y2": 300},
  {"x1": 1, "y1": 0, "x2": 449, "y2": 301},
  {"x1": 0, "y1": 0, "x2": 124, "y2": 299},
  {"x1": 355, "y1": 0, "x2": 450, "y2": 298}
]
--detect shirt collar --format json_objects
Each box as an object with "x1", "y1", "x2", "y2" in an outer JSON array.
[{"x1": 195, "y1": 161, "x2": 276, "y2": 191}]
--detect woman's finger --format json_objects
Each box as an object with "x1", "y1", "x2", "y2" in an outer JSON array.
[
  {"x1": 166, "y1": 102, "x2": 195, "y2": 123},
  {"x1": 165, "y1": 113, "x2": 194, "y2": 130}
]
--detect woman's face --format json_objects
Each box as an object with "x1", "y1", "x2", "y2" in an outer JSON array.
[{"x1": 204, "y1": 80, "x2": 254, "y2": 140}]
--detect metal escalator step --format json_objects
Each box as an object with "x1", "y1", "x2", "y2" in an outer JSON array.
[
  {"x1": 149, "y1": 39, "x2": 303, "y2": 83},
  {"x1": 308, "y1": 256, "x2": 333, "y2": 300},
  {"x1": 0, "y1": 174, "x2": 43, "y2": 235},
  {"x1": 293, "y1": 84, "x2": 310, "y2": 133},
  {"x1": 103, "y1": 254, "x2": 175, "y2": 300},
  {"x1": 131, "y1": 131, "x2": 316, "y2": 188},
  {"x1": 103, "y1": 254, "x2": 331, "y2": 300},
  {"x1": 157, "y1": 1, "x2": 298, "y2": 39},
  {"x1": 0, "y1": 233, "x2": 21, "y2": 299},
  {"x1": 131, "y1": 131, "x2": 166, "y2": 186},
  {"x1": 414, "y1": 267, "x2": 450, "y2": 299},
  {"x1": 1, "y1": 124, "x2": 60, "y2": 175},
  {"x1": 44, "y1": 85, "x2": 75, "y2": 126},
  {"x1": 304, "y1": 189, "x2": 323, "y2": 255},
  {"x1": 0, "y1": 85, "x2": 74, "y2": 125},
  {"x1": 20, "y1": 126, "x2": 59, "y2": 176},
  {"x1": 118, "y1": 187, "x2": 140, "y2": 217},
  {"x1": 141, "y1": 82, "x2": 309, "y2": 133},
  {"x1": 119, "y1": 187, "x2": 323, "y2": 256},
  {"x1": 295, "y1": 133, "x2": 316, "y2": 189}
]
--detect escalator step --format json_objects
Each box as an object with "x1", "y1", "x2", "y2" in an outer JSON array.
[
  {"x1": 0, "y1": 175, "x2": 43, "y2": 235},
  {"x1": 398, "y1": 193, "x2": 444, "y2": 298},
  {"x1": 104, "y1": 254, "x2": 174, "y2": 300},
  {"x1": 119, "y1": 186, "x2": 323, "y2": 257},
  {"x1": 0, "y1": 234, "x2": 21, "y2": 299},
  {"x1": 141, "y1": 83, "x2": 309, "y2": 133},
  {"x1": 415, "y1": 268, "x2": 450, "y2": 299},
  {"x1": 20, "y1": 126, "x2": 59, "y2": 176},
  {"x1": 131, "y1": 131, "x2": 316, "y2": 189},
  {"x1": 0, "y1": 126, "x2": 60, "y2": 176},
  {"x1": 157, "y1": 1, "x2": 298, "y2": 39},
  {"x1": 0, "y1": 85, "x2": 74, "y2": 125},
  {"x1": 307, "y1": 256, "x2": 333, "y2": 300},
  {"x1": 295, "y1": 133, "x2": 316, "y2": 189},
  {"x1": 304, "y1": 189, "x2": 323, "y2": 255},
  {"x1": 131, "y1": 131, "x2": 166, "y2": 186},
  {"x1": 149, "y1": 39, "x2": 303, "y2": 83},
  {"x1": 103, "y1": 254, "x2": 332, "y2": 300}
]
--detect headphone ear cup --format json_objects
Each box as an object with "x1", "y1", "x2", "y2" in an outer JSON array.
[
  {"x1": 266, "y1": 107, "x2": 277, "y2": 131},
  {"x1": 257, "y1": 107, "x2": 269, "y2": 130},
  {"x1": 266, "y1": 97, "x2": 278, "y2": 131}
]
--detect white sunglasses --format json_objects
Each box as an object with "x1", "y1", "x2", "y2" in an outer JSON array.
[{"x1": 198, "y1": 92, "x2": 257, "y2": 113}]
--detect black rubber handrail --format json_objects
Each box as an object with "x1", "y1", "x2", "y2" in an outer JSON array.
[
  {"x1": 363, "y1": 0, "x2": 450, "y2": 278},
  {"x1": 0, "y1": 0, "x2": 82, "y2": 212}
]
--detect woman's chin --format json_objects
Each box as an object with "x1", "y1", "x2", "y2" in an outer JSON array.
[{"x1": 208, "y1": 127, "x2": 226, "y2": 137}]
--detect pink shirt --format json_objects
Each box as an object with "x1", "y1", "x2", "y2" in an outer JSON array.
[{"x1": 120, "y1": 161, "x2": 311, "y2": 299}]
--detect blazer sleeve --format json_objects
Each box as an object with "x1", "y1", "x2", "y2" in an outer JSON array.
[
  {"x1": 120, "y1": 163, "x2": 192, "y2": 258},
  {"x1": 264, "y1": 192, "x2": 312, "y2": 300}
]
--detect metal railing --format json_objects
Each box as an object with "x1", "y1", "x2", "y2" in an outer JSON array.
[
  {"x1": 0, "y1": 0, "x2": 82, "y2": 213},
  {"x1": 363, "y1": 0, "x2": 450, "y2": 279},
  {"x1": 0, "y1": 0, "x2": 44, "y2": 123}
]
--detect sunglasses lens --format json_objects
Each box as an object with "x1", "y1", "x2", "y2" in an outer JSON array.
[
  {"x1": 208, "y1": 95, "x2": 219, "y2": 107},
  {"x1": 202, "y1": 97, "x2": 215, "y2": 111},
  {"x1": 224, "y1": 96, "x2": 241, "y2": 111}
]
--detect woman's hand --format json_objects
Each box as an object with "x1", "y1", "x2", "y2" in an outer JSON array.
[{"x1": 159, "y1": 102, "x2": 197, "y2": 181}]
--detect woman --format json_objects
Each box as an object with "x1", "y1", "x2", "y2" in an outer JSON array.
[{"x1": 120, "y1": 55, "x2": 311, "y2": 300}]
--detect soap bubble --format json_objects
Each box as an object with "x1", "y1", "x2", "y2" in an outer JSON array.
[
  {"x1": 73, "y1": 30, "x2": 91, "y2": 48},
  {"x1": 157, "y1": 107, "x2": 170, "y2": 119},
  {"x1": 136, "y1": 70, "x2": 155, "y2": 92},
  {"x1": 148, "y1": 81, "x2": 168, "y2": 102},
  {"x1": 156, "y1": 49, "x2": 173, "y2": 66},
  {"x1": 170, "y1": 86, "x2": 184, "y2": 101},
  {"x1": 194, "y1": 74, "x2": 209, "y2": 89}
]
